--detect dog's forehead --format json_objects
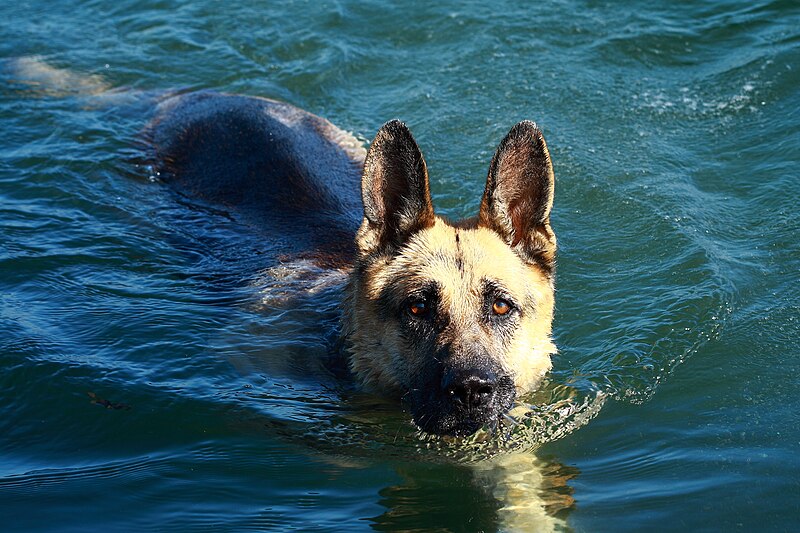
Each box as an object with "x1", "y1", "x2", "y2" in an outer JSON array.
[{"x1": 373, "y1": 218, "x2": 537, "y2": 297}]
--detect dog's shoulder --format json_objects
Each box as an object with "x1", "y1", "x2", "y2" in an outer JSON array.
[
  {"x1": 146, "y1": 91, "x2": 366, "y2": 260},
  {"x1": 146, "y1": 91, "x2": 365, "y2": 214}
]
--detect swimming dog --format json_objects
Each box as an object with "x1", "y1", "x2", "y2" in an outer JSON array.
[{"x1": 145, "y1": 90, "x2": 557, "y2": 437}]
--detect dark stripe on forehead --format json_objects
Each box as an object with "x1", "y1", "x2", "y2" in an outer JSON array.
[{"x1": 454, "y1": 229, "x2": 463, "y2": 274}]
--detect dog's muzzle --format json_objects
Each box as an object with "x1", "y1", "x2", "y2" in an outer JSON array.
[
  {"x1": 410, "y1": 360, "x2": 516, "y2": 436},
  {"x1": 441, "y1": 366, "x2": 500, "y2": 411}
]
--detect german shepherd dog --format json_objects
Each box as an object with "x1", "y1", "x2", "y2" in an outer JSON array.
[
  {"x1": 144, "y1": 91, "x2": 557, "y2": 437},
  {"x1": 8, "y1": 57, "x2": 575, "y2": 530}
]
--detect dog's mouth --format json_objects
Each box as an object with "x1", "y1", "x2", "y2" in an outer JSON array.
[
  {"x1": 408, "y1": 372, "x2": 516, "y2": 437},
  {"x1": 416, "y1": 412, "x2": 499, "y2": 437}
]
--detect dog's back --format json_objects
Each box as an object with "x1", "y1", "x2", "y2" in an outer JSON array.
[{"x1": 146, "y1": 91, "x2": 366, "y2": 264}]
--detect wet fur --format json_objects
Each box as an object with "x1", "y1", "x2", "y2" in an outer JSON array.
[{"x1": 344, "y1": 220, "x2": 556, "y2": 393}]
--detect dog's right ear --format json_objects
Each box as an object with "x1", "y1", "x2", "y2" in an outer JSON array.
[{"x1": 357, "y1": 120, "x2": 435, "y2": 255}]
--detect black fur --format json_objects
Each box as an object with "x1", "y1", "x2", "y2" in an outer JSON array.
[
  {"x1": 146, "y1": 91, "x2": 363, "y2": 264},
  {"x1": 478, "y1": 120, "x2": 556, "y2": 273},
  {"x1": 360, "y1": 120, "x2": 435, "y2": 253}
]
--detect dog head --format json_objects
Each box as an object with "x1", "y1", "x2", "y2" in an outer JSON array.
[{"x1": 344, "y1": 120, "x2": 556, "y2": 436}]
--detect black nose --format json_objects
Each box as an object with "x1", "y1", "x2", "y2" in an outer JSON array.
[{"x1": 441, "y1": 367, "x2": 497, "y2": 409}]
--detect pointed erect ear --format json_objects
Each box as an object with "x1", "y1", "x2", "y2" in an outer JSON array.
[
  {"x1": 478, "y1": 121, "x2": 556, "y2": 272},
  {"x1": 358, "y1": 120, "x2": 435, "y2": 255}
]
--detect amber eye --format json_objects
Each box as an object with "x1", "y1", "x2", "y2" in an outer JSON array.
[
  {"x1": 408, "y1": 300, "x2": 429, "y2": 317},
  {"x1": 492, "y1": 298, "x2": 512, "y2": 316}
]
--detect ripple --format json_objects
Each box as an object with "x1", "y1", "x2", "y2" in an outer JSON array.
[{"x1": 0, "y1": 455, "x2": 165, "y2": 492}]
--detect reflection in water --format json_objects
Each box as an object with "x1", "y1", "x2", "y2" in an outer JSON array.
[
  {"x1": 371, "y1": 462, "x2": 502, "y2": 533},
  {"x1": 474, "y1": 454, "x2": 579, "y2": 532},
  {"x1": 371, "y1": 454, "x2": 578, "y2": 532}
]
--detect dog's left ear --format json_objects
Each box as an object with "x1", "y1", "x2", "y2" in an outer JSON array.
[
  {"x1": 357, "y1": 120, "x2": 435, "y2": 255},
  {"x1": 478, "y1": 121, "x2": 556, "y2": 272}
]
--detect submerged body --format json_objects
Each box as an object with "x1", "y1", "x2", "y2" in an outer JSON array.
[
  {"x1": 147, "y1": 91, "x2": 365, "y2": 265},
  {"x1": 147, "y1": 91, "x2": 558, "y2": 436}
]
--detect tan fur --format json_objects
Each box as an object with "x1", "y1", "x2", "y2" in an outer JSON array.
[{"x1": 343, "y1": 217, "x2": 555, "y2": 397}]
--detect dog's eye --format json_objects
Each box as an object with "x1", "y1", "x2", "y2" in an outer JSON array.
[
  {"x1": 492, "y1": 298, "x2": 512, "y2": 316},
  {"x1": 408, "y1": 300, "x2": 429, "y2": 318}
]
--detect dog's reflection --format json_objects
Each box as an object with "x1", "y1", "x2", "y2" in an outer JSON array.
[{"x1": 370, "y1": 453, "x2": 578, "y2": 532}]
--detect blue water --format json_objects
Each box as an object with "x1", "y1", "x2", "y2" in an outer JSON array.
[{"x1": 2, "y1": 0, "x2": 799, "y2": 531}]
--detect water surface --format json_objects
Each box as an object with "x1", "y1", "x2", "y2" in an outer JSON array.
[{"x1": 2, "y1": 0, "x2": 799, "y2": 531}]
